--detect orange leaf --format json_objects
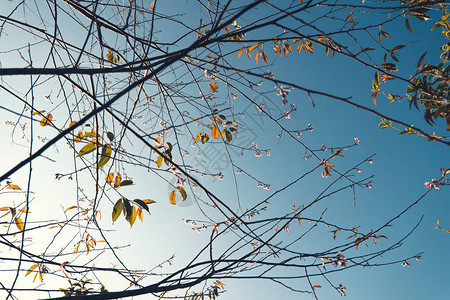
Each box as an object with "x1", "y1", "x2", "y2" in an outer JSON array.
[
  {"x1": 106, "y1": 173, "x2": 114, "y2": 183},
  {"x1": 209, "y1": 82, "x2": 218, "y2": 92},
  {"x1": 114, "y1": 173, "x2": 122, "y2": 188},
  {"x1": 169, "y1": 190, "x2": 176, "y2": 205},
  {"x1": 313, "y1": 284, "x2": 321, "y2": 288},
  {"x1": 15, "y1": 217, "x2": 24, "y2": 231},
  {"x1": 64, "y1": 206, "x2": 79, "y2": 213},
  {"x1": 7, "y1": 184, "x2": 21, "y2": 190},
  {"x1": 40, "y1": 114, "x2": 53, "y2": 127},
  {"x1": 69, "y1": 121, "x2": 77, "y2": 127},
  {"x1": 211, "y1": 126, "x2": 220, "y2": 139},
  {"x1": 237, "y1": 47, "x2": 244, "y2": 58},
  {"x1": 150, "y1": 0, "x2": 155, "y2": 10}
]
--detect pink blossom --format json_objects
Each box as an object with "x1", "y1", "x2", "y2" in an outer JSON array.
[
  {"x1": 424, "y1": 182, "x2": 432, "y2": 188},
  {"x1": 354, "y1": 137, "x2": 360, "y2": 145},
  {"x1": 267, "y1": 150, "x2": 271, "y2": 156},
  {"x1": 401, "y1": 261, "x2": 410, "y2": 267},
  {"x1": 416, "y1": 255, "x2": 421, "y2": 261},
  {"x1": 332, "y1": 251, "x2": 347, "y2": 268},
  {"x1": 283, "y1": 111, "x2": 291, "y2": 119}
]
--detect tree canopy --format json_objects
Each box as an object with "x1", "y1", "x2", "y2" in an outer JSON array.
[{"x1": 0, "y1": 1, "x2": 448, "y2": 299}]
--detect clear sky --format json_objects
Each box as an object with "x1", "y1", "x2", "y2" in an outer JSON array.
[{"x1": 0, "y1": 1, "x2": 449, "y2": 299}]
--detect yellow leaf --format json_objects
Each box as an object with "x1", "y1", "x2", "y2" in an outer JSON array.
[
  {"x1": 64, "y1": 206, "x2": 79, "y2": 213},
  {"x1": 97, "y1": 143, "x2": 112, "y2": 168},
  {"x1": 84, "y1": 130, "x2": 97, "y2": 138},
  {"x1": 32, "y1": 110, "x2": 46, "y2": 116},
  {"x1": 129, "y1": 206, "x2": 137, "y2": 227},
  {"x1": 156, "y1": 155, "x2": 163, "y2": 167},
  {"x1": 77, "y1": 140, "x2": 100, "y2": 157},
  {"x1": 18, "y1": 209, "x2": 29, "y2": 214},
  {"x1": 177, "y1": 186, "x2": 187, "y2": 201},
  {"x1": 112, "y1": 199, "x2": 123, "y2": 222},
  {"x1": 40, "y1": 114, "x2": 53, "y2": 127},
  {"x1": 15, "y1": 217, "x2": 24, "y2": 231},
  {"x1": 169, "y1": 190, "x2": 176, "y2": 205},
  {"x1": 7, "y1": 184, "x2": 21, "y2": 190},
  {"x1": 114, "y1": 173, "x2": 122, "y2": 188},
  {"x1": 0, "y1": 206, "x2": 10, "y2": 211},
  {"x1": 211, "y1": 126, "x2": 220, "y2": 139},
  {"x1": 209, "y1": 82, "x2": 218, "y2": 92},
  {"x1": 74, "y1": 130, "x2": 83, "y2": 143},
  {"x1": 25, "y1": 264, "x2": 38, "y2": 276}
]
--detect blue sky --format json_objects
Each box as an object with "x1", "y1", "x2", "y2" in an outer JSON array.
[{"x1": 0, "y1": 1, "x2": 449, "y2": 299}]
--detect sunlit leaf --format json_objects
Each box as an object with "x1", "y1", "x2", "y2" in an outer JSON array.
[
  {"x1": 40, "y1": 114, "x2": 53, "y2": 127},
  {"x1": 209, "y1": 82, "x2": 218, "y2": 92},
  {"x1": 237, "y1": 47, "x2": 244, "y2": 58},
  {"x1": 248, "y1": 43, "x2": 259, "y2": 54},
  {"x1": 195, "y1": 131, "x2": 202, "y2": 143},
  {"x1": 18, "y1": 209, "x2": 29, "y2": 214},
  {"x1": 169, "y1": 190, "x2": 176, "y2": 205},
  {"x1": 77, "y1": 140, "x2": 100, "y2": 157},
  {"x1": 25, "y1": 264, "x2": 38, "y2": 276},
  {"x1": 7, "y1": 184, "x2": 21, "y2": 190},
  {"x1": 137, "y1": 207, "x2": 143, "y2": 222},
  {"x1": 97, "y1": 143, "x2": 112, "y2": 168},
  {"x1": 114, "y1": 173, "x2": 122, "y2": 188},
  {"x1": 143, "y1": 199, "x2": 156, "y2": 204},
  {"x1": 313, "y1": 284, "x2": 321, "y2": 288},
  {"x1": 112, "y1": 199, "x2": 123, "y2": 222},
  {"x1": 64, "y1": 206, "x2": 79, "y2": 213},
  {"x1": 106, "y1": 173, "x2": 114, "y2": 183},
  {"x1": 15, "y1": 217, "x2": 24, "y2": 231},
  {"x1": 211, "y1": 126, "x2": 220, "y2": 139},
  {"x1": 177, "y1": 186, "x2": 187, "y2": 201},
  {"x1": 156, "y1": 155, "x2": 163, "y2": 167},
  {"x1": 129, "y1": 206, "x2": 137, "y2": 227},
  {"x1": 150, "y1": 0, "x2": 155, "y2": 10},
  {"x1": 69, "y1": 121, "x2": 77, "y2": 127},
  {"x1": 32, "y1": 110, "x2": 45, "y2": 116}
]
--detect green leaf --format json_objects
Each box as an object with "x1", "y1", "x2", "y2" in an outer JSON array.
[
  {"x1": 133, "y1": 199, "x2": 149, "y2": 212},
  {"x1": 112, "y1": 199, "x2": 123, "y2": 222},
  {"x1": 177, "y1": 186, "x2": 187, "y2": 201},
  {"x1": 77, "y1": 140, "x2": 100, "y2": 157},
  {"x1": 123, "y1": 198, "x2": 132, "y2": 219},
  {"x1": 107, "y1": 132, "x2": 114, "y2": 141},
  {"x1": 119, "y1": 179, "x2": 134, "y2": 187},
  {"x1": 97, "y1": 144, "x2": 112, "y2": 168}
]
